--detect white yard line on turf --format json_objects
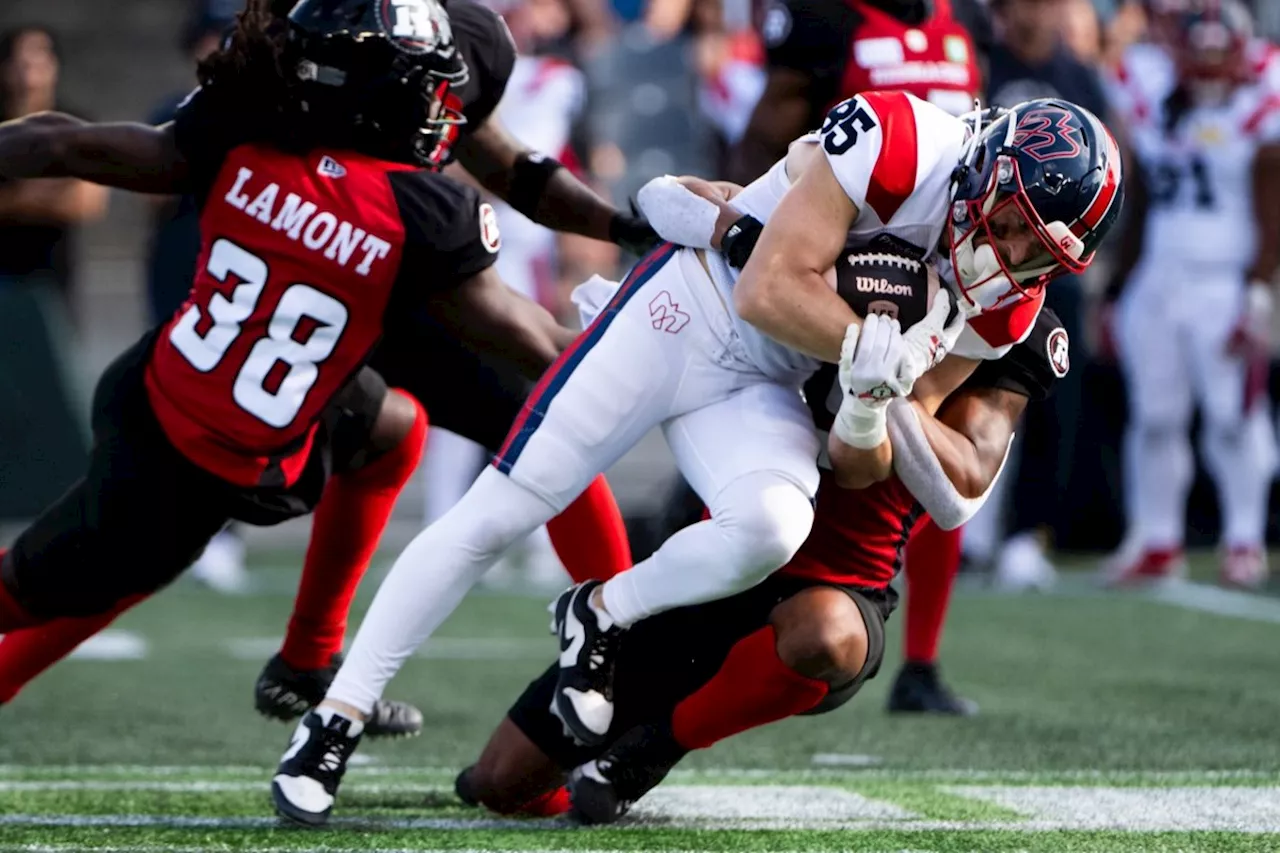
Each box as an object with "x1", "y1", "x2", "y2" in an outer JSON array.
[
  {"x1": 1, "y1": 765, "x2": 1275, "y2": 782},
  {"x1": 8, "y1": 812, "x2": 1280, "y2": 832},
  {"x1": 1035, "y1": 575, "x2": 1280, "y2": 624}
]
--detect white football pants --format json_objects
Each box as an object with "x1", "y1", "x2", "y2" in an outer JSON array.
[
  {"x1": 327, "y1": 245, "x2": 820, "y2": 714},
  {"x1": 1117, "y1": 269, "x2": 1277, "y2": 551}
]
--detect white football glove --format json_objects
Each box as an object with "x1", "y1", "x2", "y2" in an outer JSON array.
[
  {"x1": 895, "y1": 290, "x2": 966, "y2": 392},
  {"x1": 635, "y1": 175, "x2": 720, "y2": 249},
  {"x1": 833, "y1": 312, "x2": 905, "y2": 449}
]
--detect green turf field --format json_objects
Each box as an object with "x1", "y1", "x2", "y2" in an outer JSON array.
[{"x1": 3, "y1": 552, "x2": 1280, "y2": 852}]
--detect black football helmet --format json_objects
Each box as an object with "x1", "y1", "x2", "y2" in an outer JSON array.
[
  {"x1": 285, "y1": 0, "x2": 469, "y2": 165},
  {"x1": 947, "y1": 98, "x2": 1123, "y2": 316}
]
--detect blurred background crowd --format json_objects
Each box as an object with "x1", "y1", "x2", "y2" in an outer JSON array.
[{"x1": 1, "y1": 0, "x2": 1278, "y2": 593}]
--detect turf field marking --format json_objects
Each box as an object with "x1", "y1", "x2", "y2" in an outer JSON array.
[
  {"x1": 811, "y1": 752, "x2": 883, "y2": 766},
  {"x1": 631, "y1": 785, "x2": 912, "y2": 821},
  {"x1": 945, "y1": 785, "x2": 1280, "y2": 832},
  {"x1": 1143, "y1": 580, "x2": 1280, "y2": 624},
  {"x1": 3, "y1": 765, "x2": 1276, "y2": 783},
  {"x1": 225, "y1": 637, "x2": 551, "y2": 661},
  {"x1": 67, "y1": 630, "x2": 147, "y2": 661}
]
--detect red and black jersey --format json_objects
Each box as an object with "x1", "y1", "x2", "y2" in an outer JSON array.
[
  {"x1": 762, "y1": 0, "x2": 989, "y2": 126},
  {"x1": 783, "y1": 306, "x2": 1067, "y2": 589},
  {"x1": 426, "y1": 0, "x2": 519, "y2": 167},
  {"x1": 145, "y1": 87, "x2": 500, "y2": 489}
]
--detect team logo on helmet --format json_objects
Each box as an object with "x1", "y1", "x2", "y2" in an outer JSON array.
[
  {"x1": 1012, "y1": 106, "x2": 1085, "y2": 164},
  {"x1": 379, "y1": 0, "x2": 455, "y2": 55}
]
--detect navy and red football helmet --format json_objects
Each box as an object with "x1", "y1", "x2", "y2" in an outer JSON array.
[{"x1": 948, "y1": 98, "x2": 1124, "y2": 316}]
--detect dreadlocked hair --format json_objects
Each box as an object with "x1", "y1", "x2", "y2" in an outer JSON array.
[{"x1": 193, "y1": 0, "x2": 310, "y2": 152}]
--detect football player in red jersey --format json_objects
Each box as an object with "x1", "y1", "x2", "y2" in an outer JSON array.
[
  {"x1": 449, "y1": 279, "x2": 1068, "y2": 824},
  {"x1": 727, "y1": 0, "x2": 991, "y2": 716},
  {"x1": 733, "y1": 0, "x2": 990, "y2": 182},
  {"x1": 0, "y1": 0, "x2": 636, "y2": 733}
]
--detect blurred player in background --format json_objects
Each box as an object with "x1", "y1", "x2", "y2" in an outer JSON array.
[
  {"x1": 1103, "y1": 0, "x2": 1280, "y2": 588},
  {"x1": 421, "y1": 0, "x2": 590, "y2": 590},
  {"x1": 729, "y1": 0, "x2": 990, "y2": 716}
]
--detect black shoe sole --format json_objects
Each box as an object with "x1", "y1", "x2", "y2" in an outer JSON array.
[
  {"x1": 271, "y1": 780, "x2": 332, "y2": 828},
  {"x1": 568, "y1": 768, "x2": 625, "y2": 825}
]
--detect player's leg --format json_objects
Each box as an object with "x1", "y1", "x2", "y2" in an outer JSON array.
[
  {"x1": 377, "y1": 310, "x2": 631, "y2": 583},
  {"x1": 422, "y1": 428, "x2": 487, "y2": 524},
  {"x1": 1188, "y1": 286, "x2": 1277, "y2": 587},
  {"x1": 259, "y1": 376, "x2": 428, "y2": 735},
  {"x1": 456, "y1": 666, "x2": 590, "y2": 817},
  {"x1": 887, "y1": 520, "x2": 975, "y2": 715},
  {"x1": 0, "y1": 338, "x2": 232, "y2": 688},
  {"x1": 568, "y1": 581, "x2": 889, "y2": 824},
  {"x1": 553, "y1": 381, "x2": 820, "y2": 745},
  {"x1": 1106, "y1": 275, "x2": 1194, "y2": 584},
  {"x1": 272, "y1": 244, "x2": 733, "y2": 824}
]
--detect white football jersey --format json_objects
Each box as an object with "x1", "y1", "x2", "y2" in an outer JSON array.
[
  {"x1": 714, "y1": 91, "x2": 969, "y2": 383},
  {"x1": 1109, "y1": 42, "x2": 1280, "y2": 277}
]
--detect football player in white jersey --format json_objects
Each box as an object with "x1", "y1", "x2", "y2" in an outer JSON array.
[
  {"x1": 1104, "y1": 0, "x2": 1280, "y2": 588},
  {"x1": 271, "y1": 91, "x2": 1122, "y2": 826}
]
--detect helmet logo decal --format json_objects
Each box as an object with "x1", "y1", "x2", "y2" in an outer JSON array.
[
  {"x1": 1012, "y1": 106, "x2": 1084, "y2": 163},
  {"x1": 1047, "y1": 327, "x2": 1070, "y2": 378},
  {"x1": 380, "y1": 0, "x2": 454, "y2": 55}
]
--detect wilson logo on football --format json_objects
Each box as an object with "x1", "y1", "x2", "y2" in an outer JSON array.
[{"x1": 855, "y1": 276, "x2": 913, "y2": 296}]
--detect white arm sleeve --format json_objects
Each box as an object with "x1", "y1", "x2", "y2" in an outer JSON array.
[{"x1": 886, "y1": 397, "x2": 1014, "y2": 530}]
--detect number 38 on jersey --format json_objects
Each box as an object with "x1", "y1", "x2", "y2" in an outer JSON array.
[{"x1": 169, "y1": 238, "x2": 350, "y2": 428}]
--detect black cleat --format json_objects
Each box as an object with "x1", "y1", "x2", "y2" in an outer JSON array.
[
  {"x1": 568, "y1": 723, "x2": 686, "y2": 825},
  {"x1": 551, "y1": 581, "x2": 623, "y2": 746},
  {"x1": 254, "y1": 652, "x2": 424, "y2": 737},
  {"x1": 886, "y1": 661, "x2": 979, "y2": 716},
  {"x1": 271, "y1": 709, "x2": 363, "y2": 827},
  {"x1": 455, "y1": 766, "x2": 480, "y2": 807}
]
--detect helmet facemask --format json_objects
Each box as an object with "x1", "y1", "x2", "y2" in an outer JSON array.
[{"x1": 948, "y1": 107, "x2": 1091, "y2": 318}]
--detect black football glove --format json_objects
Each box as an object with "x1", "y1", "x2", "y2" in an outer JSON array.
[{"x1": 608, "y1": 202, "x2": 661, "y2": 257}]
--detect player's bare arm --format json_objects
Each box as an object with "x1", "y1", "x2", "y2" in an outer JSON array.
[
  {"x1": 454, "y1": 116, "x2": 655, "y2": 253},
  {"x1": 828, "y1": 354, "x2": 981, "y2": 488},
  {"x1": 0, "y1": 112, "x2": 188, "y2": 195},
  {"x1": 734, "y1": 152, "x2": 862, "y2": 364},
  {"x1": 729, "y1": 69, "x2": 815, "y2": 184},
  {"x1": 426, "y1": 265, "x2": 576, "y2": 378}
]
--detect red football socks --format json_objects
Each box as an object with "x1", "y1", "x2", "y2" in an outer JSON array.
[
  {"x1": 0, "y1": 593, "x2": 146, "y2": 702},
  {"x1": 280, "y1": 391, "x2": 428, "y2": 672},
  {"x1": 512, "y1": 785, "x2": 571, "y2": 817},
  {"x1": 671, "y1": 625, "x2": 828, "y2": 750},
  {"x1": 546, "y1": 475, "x2": 631, "y2": 584},
  {"x1": 903, "y1": 519, "x2": 963, "y2": 664}
]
